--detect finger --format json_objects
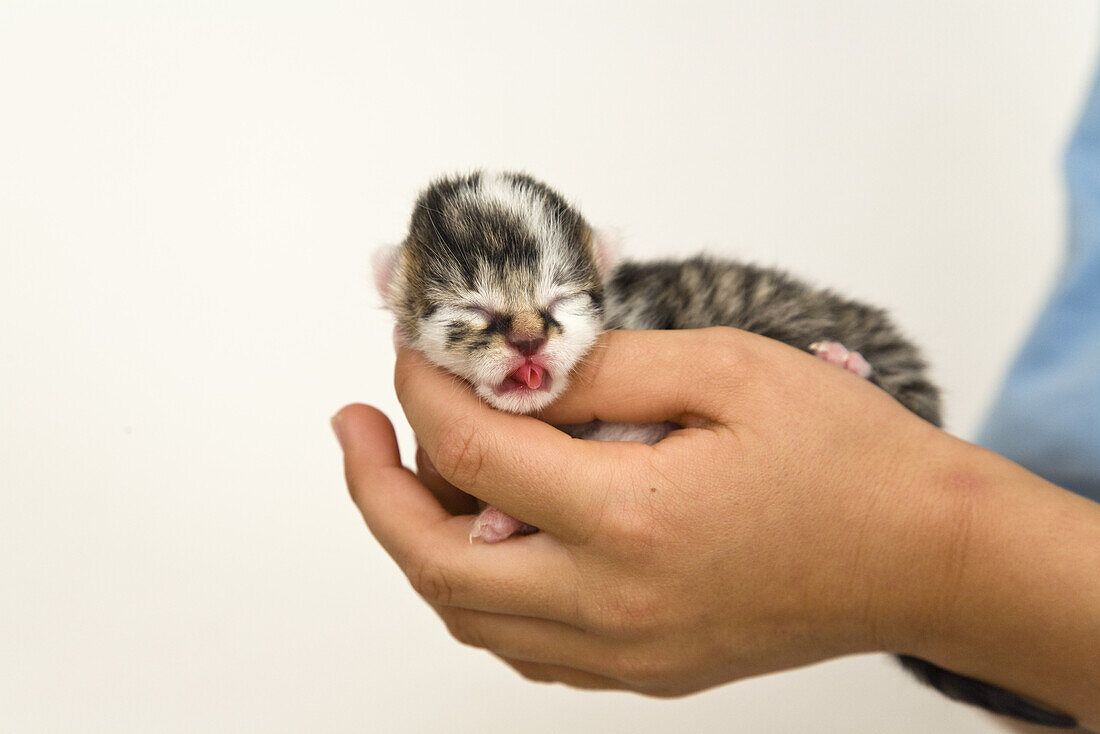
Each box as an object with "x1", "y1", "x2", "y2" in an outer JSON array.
[
  {"x1": 434, "y1": 605, "x2": 621, "y2": 678},
  {"x1": 394, "y1": 346, "x2": 653, "y2": 537},
  {"x1": 334, "y1": 405, "x2": 584, "y2": 620},
  {"x1": 334, "y1": 404, "x2": 453, "y2": 568},
  {"x1": 416, "y1": 443, "x2": 478, "y2": 516},
  {"x1": 403, "y1": 519, "x2": 585, "y2": 621},
  {"x1": 537, "y1": 328, "x2": 752, "y2": 426},
  {"x1": 496, "y1": 656, "x2": 627, "y2": 691}
]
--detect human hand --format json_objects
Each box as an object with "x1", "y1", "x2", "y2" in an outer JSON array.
[{"x1": 333, "y1": 328, "x2": 969, "y2": 695}]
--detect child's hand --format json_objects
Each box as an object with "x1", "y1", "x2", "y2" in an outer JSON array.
[{"x1": 333, "y1": 328, "x2": 957, "y2": 695}]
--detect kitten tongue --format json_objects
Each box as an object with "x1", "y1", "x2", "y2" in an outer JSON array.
[{"x1": 514, "y1": 363, "x2": 544, "y2": 389}]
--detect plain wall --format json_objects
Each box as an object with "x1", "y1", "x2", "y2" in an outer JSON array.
[{"x1": 1, "y1": 2, "x2": 1096, "y2": 732}]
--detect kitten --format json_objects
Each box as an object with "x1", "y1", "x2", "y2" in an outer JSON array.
[{"x1": 373, "y1": 170, "x2": 1076, "y2": 728}]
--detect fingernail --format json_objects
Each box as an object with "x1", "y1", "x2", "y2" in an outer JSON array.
[{"x1": 330, "y1": 411, "x2": 347, "y2": 449}]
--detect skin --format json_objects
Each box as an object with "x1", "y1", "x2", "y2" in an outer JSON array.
[{"x1": 333, "y1": 328, "x2": 1100, "y2": 728}]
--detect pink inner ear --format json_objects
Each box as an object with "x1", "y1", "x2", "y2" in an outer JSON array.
[
  {"x1": 372, "y1": 246, "x2": 399, "y2": 305},
  {"x1": 592, "y1": 229, "x2": 618, "y2": 279}
]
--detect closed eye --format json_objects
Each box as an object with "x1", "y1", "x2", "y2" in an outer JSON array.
[
  {"x1": 548, "y1": 293, "x2": 588, "y2": 314},
  {"x1": 462, "y1": 305, "x2": 495, "y2": 323}
]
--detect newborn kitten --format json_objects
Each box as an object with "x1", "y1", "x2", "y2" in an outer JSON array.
[{"x1": 374, "y1": 171, "x2": 1075, "y2": 728}]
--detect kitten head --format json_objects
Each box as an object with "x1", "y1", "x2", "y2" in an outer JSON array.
[{"x1": 375, "y1": 171, "x2": 615, "y2": 413}]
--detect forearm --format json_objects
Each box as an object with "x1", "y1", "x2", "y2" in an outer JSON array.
[{"x1": 888, "y1": 435, "x2": 1100, "y2": 728}]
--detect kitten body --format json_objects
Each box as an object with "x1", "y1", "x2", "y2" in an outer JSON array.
[{"x1": 374, "y1": 170, "x2": 1075, "y2": 728}]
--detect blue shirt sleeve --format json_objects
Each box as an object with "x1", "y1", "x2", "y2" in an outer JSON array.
[{"x1": 977, "y1": 61, "x2": 1100, "y2": 502}]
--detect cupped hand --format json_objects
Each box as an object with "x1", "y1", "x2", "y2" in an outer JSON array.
[{"x1": 332, "y1": 328, "x2": 966, "y2": 695}]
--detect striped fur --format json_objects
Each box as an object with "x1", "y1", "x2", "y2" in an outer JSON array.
[{"x1": 604, "y1": 258, "x2": 942, "y2": 426}]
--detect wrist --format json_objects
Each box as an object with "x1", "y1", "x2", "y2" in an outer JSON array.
[
  {"x1": 851, "y1": 421, "x2": 979, "y2": 657},
  {"x1": 871, "y1": 434, "x2": 1100, "y2": 724}
]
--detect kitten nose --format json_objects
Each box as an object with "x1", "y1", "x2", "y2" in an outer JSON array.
[{"x1": 507, "y1": 334, "x2": 546, "y2": 356}]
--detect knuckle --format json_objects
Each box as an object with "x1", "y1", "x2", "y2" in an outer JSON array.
[
  {"x1": 605, "y1": 503, "x2": 662, "y2": 564},
  {"x1": 443, "y1": 612, "x2": 486, "y2": 649},
  {"x1": 433, "y1": 416, "x2": 486, "y2": 488},
  {"x1": 699, "y1": 327, "x2": 745, "y2": 377},
  {"x1": 583, "y1": 582, "x2": 661, "y2": 638},
  {"x1": 508, "y1": 659, "x2": 554, "y2": 683},
  {"x1": 343, "y1": 463, "x2": 366, "y2": 504},
  {"x1": 407, "y1": 556, "x2": 455, "y2": 606},
  {"x1": 684, "y1": 327, "x2": 753, "y2": 414},
  {"x1": 344, "y1": 465, "x2": 390, "y2": 509},
  {"x1": 643, "y1": 683, "x2": 693, "y2": 699},
  {"x1": 610, "y1": 649, "x2": 666, "y2": 687},
  {"x1": 607, "y1": 517, "x2": 647, "y2": 559}
]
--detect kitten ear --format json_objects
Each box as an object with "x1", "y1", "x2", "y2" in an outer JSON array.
[
  {"x1": 372, "y1": 245, "x2": 401, "y2": 308},
  {"x1": 591, "y1": 228, "x2": 618, "y2": 280}
]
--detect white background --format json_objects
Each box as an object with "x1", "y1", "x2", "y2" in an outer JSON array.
[{"x1": 2, "y1": 2, "x2": 1096, "y2": 732}]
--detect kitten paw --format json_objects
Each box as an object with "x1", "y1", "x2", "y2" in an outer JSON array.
[
  {"x1": 809, "y1": 341, "x2": 873, "y2": 379},
  {"x1": 470, "y1": 506, "x2": 538, "y2": 543}
]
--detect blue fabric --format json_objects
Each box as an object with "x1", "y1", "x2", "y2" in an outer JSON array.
[{"x1": 977, "y1": 61, "x2": 1100, "y2": 502}]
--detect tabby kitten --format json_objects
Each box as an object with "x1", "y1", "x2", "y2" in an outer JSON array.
[{"x1": 372, "y1": 170, "x2": 1075, "y2": 728}]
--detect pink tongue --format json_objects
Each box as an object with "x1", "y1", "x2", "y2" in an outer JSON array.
[{"x1": 515, "y1": 363, "x2": 544, "y2": 389}]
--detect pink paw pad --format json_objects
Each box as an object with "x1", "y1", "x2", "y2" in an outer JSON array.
[
  {"x1": 810, "y1": 341, "x2": 873, "y2": 379},
  {"x1": 470, "y1": 506, "x2": 537, "y2": 543}
]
